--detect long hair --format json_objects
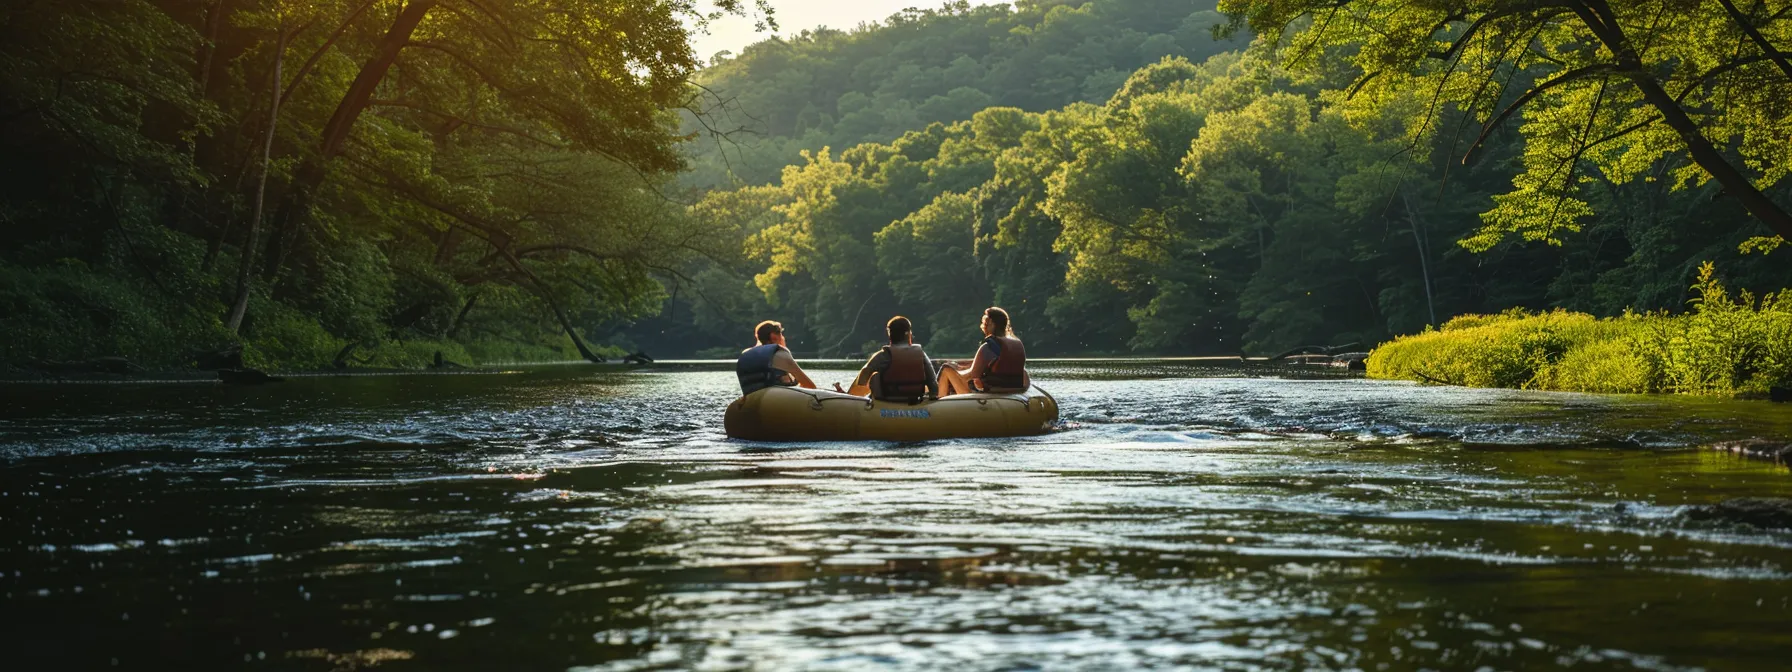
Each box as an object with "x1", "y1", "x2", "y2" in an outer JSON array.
[{"x1": 984, "y1": 306, "x2": 1012, "y2": 337}]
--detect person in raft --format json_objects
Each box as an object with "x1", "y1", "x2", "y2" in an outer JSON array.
[
  {"x1": 736, "y1": 320, "x2": 817, "y2": 395},
  {"x1": 937, "y1": 306, "x2": 1029, "y2": 395},
  {"x1": 839, "y1": 315, "x2": 940, "y2": 402}
]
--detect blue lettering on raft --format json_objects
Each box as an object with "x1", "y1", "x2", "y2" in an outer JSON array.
[{"x1": 879, "y1": 409, "x2": 931, "y2": 419}]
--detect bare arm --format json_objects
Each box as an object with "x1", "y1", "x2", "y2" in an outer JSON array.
[
  {"x1": 788, "y1": 365, "x2": 817, "y2": 389},
  {"x1": 844, "y1": 353, "x2": 881, "y2": 396},
  {"x1": 773, "y1": 350, "x2": 818, "y2": 389},
  {"x1": 962, "y1": 345, "x2": 996, "y2": 385}
]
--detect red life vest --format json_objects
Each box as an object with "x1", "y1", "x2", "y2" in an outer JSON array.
[
  {"x1": 880, "y1": 343, "x2": 931, "y2": 401},
  {"x1": 978, "y1": 335, "x2": 1027, "y2": 391}
]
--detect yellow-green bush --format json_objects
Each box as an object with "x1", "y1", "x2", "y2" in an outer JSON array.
[{"x1": 1368, "y1": 263, "x2": 1792, "y2": 397}]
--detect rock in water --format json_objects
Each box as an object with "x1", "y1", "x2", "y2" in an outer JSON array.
[
  {"x1": 219, "y1": 368, "x2": 284, "y2": 385},
  {"x1": 1709, "y1": 438, "x2": 1792, "y2": 463},
  {"x1": 623, "y1": 351, "x2": 654, "y2": 365},
  {"x1": 1684, "y1": 498, "x2": 1792, "y2": 530}
]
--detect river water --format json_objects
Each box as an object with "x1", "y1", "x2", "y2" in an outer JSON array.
[{"x1": 3, "y1": 362, "x2": 1790, "y2": 670}]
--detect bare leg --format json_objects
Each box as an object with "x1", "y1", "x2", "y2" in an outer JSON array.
[{"x1": 937, "y1": 367, "x2": 973, "y2": 396}]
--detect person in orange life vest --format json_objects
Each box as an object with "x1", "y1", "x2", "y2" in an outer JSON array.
[
  {"x1": 937, "y1": 306, "x2": 1029, "y2": 396},
  {"x1": 735, "y1": 320, "x2": 817, "y2": 395},
  {"x1": 840, "y1": 315, "x2": 939, "y2": 401}
]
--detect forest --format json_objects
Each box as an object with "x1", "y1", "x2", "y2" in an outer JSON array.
[
  {"x1": 5, "y1": 0, "x2": 1792, "y2": 390},
  {"x1": 1, "y1": 0, "x2": 771, "y2": 370},
  {"x1": 657, "y1": 0, "x2": 1792, "y2": 367}
]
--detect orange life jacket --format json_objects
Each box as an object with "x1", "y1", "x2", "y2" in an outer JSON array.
[
  {"x1": 978, "y1": 335, "x2": 1027, "y2": 391},
  {"x1": 880, "y1": 343, "x2": 931, "y2": 401}
]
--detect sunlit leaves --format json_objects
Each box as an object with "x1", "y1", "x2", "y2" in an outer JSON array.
[{"x1": 1220, "y1": 0, "x2": 1792, "y2": 252}]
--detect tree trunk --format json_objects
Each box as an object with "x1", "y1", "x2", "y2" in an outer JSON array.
[
  {"x1": 1399, "y1": 190, "x2": 1437, "y2": 327},
  {"x1": 1628, "y1": 75, "x2": 1792, "y2": 241},
  {"x1": 1576, "y1": 0, "x2": 1792, "y2": 241},
  {"x1": 448, "y1": 293, "x2": 479, "y2": 338},
  {"x1": 262, "y1": 0, "x2": 436, "y2": 281},
  {"x1": 434, "y1": 227, "x2": 460, "y2": 265},
  {"x1": 499, "y1": 252, "x2": 606, "y2": 363},
  {"x1": 227, "y1": 26, "x2": 288, "y2": 333},
  {"x1": 195, "y1": 0, "x2": 230, "y2": 95}
]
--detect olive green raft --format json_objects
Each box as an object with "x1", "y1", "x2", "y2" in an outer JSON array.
[{"x1": 724, "y1": 385, "x2": 1059, "y2": 442}]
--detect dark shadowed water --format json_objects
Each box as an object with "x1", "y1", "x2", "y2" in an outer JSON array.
[{"x1": 3, "y1": 362, "x2": 1791, "y2": 671}]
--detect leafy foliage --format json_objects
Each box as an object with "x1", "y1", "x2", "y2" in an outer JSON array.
[
  {"x1": 1368, "y1": 265, "x2": 1792, "y2": 396},
  {"x1": 0, "y1": 0, "x2": 764, "y2": 370},
  {"x1": 1216, "y1": 0, "x2": 1792, "y2": 250},
  {"x1": 685, "y1": 0, "x2": 1246, "y2": 188}
]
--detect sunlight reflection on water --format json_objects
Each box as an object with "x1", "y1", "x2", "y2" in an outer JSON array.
[{"x1": 2, "y1": 363, "x2": 1791, "y2": 669}]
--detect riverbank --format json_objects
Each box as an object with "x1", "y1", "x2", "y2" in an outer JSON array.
[
  {"x1": 1367, "y1": 263, "x2": 1792, "y2": 397},
  {"x1": 0, "y1": 356, "x2": 1365, "y2": 384}
]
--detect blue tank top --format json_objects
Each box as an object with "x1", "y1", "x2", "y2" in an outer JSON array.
[{"x1": 736, "y1": 344, "x2": 793, "y2": 395}]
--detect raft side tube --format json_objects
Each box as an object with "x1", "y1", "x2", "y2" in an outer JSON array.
[{"x1": 723, "y1": 386, "x2": 1058, "y2": 442}]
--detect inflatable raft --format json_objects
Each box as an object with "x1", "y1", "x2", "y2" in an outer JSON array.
[{"x1": 724, "y1": 385, "x2": 1058, "y2": 442}]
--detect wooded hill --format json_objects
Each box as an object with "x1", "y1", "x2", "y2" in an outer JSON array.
[
  {"x1": 632, "y1": 0, "x2": 1792, "y2": 359},
  {"x1": 5, "y1": 0, "x2": 1791, "y2": 372}
]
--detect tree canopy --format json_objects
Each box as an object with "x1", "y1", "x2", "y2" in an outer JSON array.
[
  {"x1": 1218, "y1": 0, "x2": 1792, "y2": 251},
  {"x1": 0, "y1": 0, "x2": 767, "y2": 368},
  {"x1": 6, "y1": 0, "x2": 1792, "y2": 370},
  {"x1": 649, "y1": 1, "x2": 1792, "y2": 359}
]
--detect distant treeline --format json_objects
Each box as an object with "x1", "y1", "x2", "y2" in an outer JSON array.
[
  {"x1": 682, "y1": 0, "x2": 1246, "y2": 189},
  {"x1": 634, "y1": 0, "x2": 1792, "y2": 362}
]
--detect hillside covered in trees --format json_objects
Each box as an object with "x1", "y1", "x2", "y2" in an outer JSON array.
[
  {"x1": 639, "y1": 0, "x2": 1792, "y2": 361},
  {"x1": 682, "y1": 0, "x2": 1245, "y2": 188},
  {"x1": 6, "y1": 0, "x2": 1792, "y2": 376}
]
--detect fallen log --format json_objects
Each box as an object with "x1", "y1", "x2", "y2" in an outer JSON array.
[
  {"x1": 1269, "y1": 342, "x2": 1362, "y2": 361},
  {"x1": 1683, "y1": 497, "x2": 1792, "y2": 530},
  {"x1": 1709, "y1": 438, "x2": 1792, "y2": 464}
]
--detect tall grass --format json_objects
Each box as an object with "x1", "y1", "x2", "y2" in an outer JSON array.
[{"x1": 1367, "y1": 263, "x2": 1792, "y2": 396}]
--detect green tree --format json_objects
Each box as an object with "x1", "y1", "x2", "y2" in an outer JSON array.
[{"x1": 1219, "y1": 0, "x2": 1792, "y2": 251}]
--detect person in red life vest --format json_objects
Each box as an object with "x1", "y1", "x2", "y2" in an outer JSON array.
[
  {"x1": 736, "y1": 320, "x2": 818, "y2": 395},
  {"x1": 840, "y1": 315, "x2": 939, "y2": 401},
  {"x1": 937, "y1": 306, "x2": 1029, "y2": 395}
]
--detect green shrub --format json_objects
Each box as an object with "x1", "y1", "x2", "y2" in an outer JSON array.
[
  {"x1": 241, "y1": 299, "x2": 342, "y2": 371},
  {"x1": 1549, "y1": 332, "x2": 1653, "y2": 394},
  {"x1": 0, "y1": 259, "x2": 234, "y2": 370},
  {"x1": 1634, "y1": 262, "x2": 1792, "y2": 395},
  {"x1": 1369, "y1": 263, "x2": 1792, "y2": 397}
]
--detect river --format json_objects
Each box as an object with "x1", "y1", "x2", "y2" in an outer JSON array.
[{"x1": 3, "y1": 362, "x2": 1790, "y2": 670}]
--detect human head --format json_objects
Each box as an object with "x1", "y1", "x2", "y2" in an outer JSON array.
[
  {"x1": 754, "y1": 320, "x2": 784, "y2": 346},
  {"x1": 982, "y1": 306, "x2": 1011, "y2": 337},
  {"x1": 886, "y1": 315, "x2": 913, "y2": 344}
]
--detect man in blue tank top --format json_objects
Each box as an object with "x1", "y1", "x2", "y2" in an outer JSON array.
[{"x1": 736, "y1": 320, "x2": 817, "y2": 395}]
